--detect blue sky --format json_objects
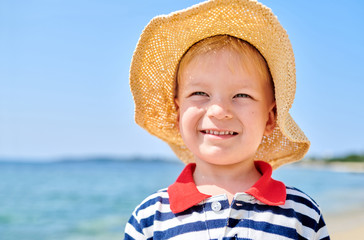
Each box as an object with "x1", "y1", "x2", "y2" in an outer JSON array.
[{"x1": 1, "y1": 0, "x2": 363, "y2": 161}]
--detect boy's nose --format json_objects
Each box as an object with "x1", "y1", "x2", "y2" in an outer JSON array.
[{"x1": 206, "y1": 101, "x2": 233, "y2": 120}]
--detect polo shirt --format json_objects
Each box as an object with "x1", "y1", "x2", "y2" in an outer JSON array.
[{"x1": 124, "y1": 161, "x2": 330, "y2": 240}]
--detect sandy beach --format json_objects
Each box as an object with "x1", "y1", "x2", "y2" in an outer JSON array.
[{"x1": 325, "y1": 207, "x2": 364, "y2": 240}]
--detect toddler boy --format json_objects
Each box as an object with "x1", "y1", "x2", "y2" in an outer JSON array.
[{"x1": 125, "y1": 0, "x2": 330, "y2": 239}]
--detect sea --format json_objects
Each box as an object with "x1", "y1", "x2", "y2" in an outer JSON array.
[{"x1": 1, "y1": 159, "x2": 364, "y2": 240}]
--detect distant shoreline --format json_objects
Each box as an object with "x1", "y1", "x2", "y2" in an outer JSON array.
[
  {"x1": 295, "y1": 160, "x2": 364, "y2": 173},
  {"x1": 1, "y1": 155, "x2": 363, "y2": 173}
]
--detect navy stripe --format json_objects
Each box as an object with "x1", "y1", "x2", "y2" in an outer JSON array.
[
  {"x1": 139, "y1": 212, "x2": 155, "y2": 229},
  {"x1": 231, "y1": 200, "x2": 318, "y2": 231},
  {"x1": 294, "y1": 211, "x2": 319, "y2": 232},
  {"x1": 142, "y1": 197, "x2": 318, "y2": 230},
  {"x1": 135, "y1": 195, "x2": 169, "y2": 214},
  {"x1": 124, "y1": 233, "x2": 134, "y2": 240},
  {"x1": 175, "y1": 203, "x2": 205, "y2": 216},
  {"x1": 153, "y1": 220, "x2": 207, "y2": 239},
  {"x1": 139, "y1": 210, "x2": 178, "y2": 228},
  {"x1": 176, "y1": 200, "x2": 229, "y2": 216},
  {"x1": 154, "y1": 219, "x2": 229, "y2": 239},
  {"x1": 222, "y1": 238, "x2": 252, "y2": 240},
  {"x1": 155, "y1": 209, "x2": 176, "y2": 221},
  {"x1": 287, "y1": 187, "x2": 320, "y2": 205},
  {"x1": 228, "y1": 218, "x2": 298, "y2": 239},
  {"x1": 140, "y1": 197, "x2": 320, "y2": 232},
  {"x1": 138, "y1": 204, "x2": 207, "y2": 229},
  {"x1": 317, "y1": 214, "x2": 327, "y2": 232},
  {"x1": 320, "y1": 237, "x2": 330, "y2": 240},
  {"x1": 125, "y1": 232, "x2": 153, "y2": 240},
  {"x1": 286, "y1": 193, "x2": 320, "y2": 215},
  {"x1": 127, "y1": 214, "x2": 143, "y2": 234},
  {"x1": 139, "y1": 203, "x2": 319, "y2": 236},
  {"x1": 287, "y1": 187, "x2": 320, "y2": 209}
]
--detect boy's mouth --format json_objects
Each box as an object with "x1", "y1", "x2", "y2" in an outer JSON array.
[{"x1": 201, "y1": 130, "x2": 238, "y2": 136}]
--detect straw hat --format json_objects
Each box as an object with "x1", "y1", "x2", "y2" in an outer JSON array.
[{"x1": 129, "y1": 0, "x2": 310, "y2": 169}]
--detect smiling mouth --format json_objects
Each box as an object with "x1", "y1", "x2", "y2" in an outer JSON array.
[{"x1": 201, "y1": 130, "x2": 238, "y2": 136}]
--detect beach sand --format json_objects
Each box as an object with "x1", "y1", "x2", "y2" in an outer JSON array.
[{"x1": 325, "y1": 207, "x2": 364, "y2": 240}]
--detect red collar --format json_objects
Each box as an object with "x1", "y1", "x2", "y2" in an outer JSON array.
[{"x1": 168, "y1": 161, "x2": 286, "y2": 214}]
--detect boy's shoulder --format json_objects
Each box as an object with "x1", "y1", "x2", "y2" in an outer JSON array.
[
  {"x1": 132, "y1": 188, "x2": 170, "y2": 216},
  {"x1": 284, "y1": 186, "x2": 323, "y2": 217},
  {"x1": 286, "y1": 186, "x2": 320, "y2": 206}
]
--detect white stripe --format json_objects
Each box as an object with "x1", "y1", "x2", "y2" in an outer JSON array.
[
  {"x1": 124, "y1": 222, "x2": 145, "y2": 239},
  {"x1": 287, "y1": 188, "x2": 320, "y2": 209},
  {"x1": 314, "y1": 219, "x2": 330, "y2": 240}
]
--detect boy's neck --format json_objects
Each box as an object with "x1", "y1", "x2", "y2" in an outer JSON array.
[{"x1": 193, "y1": 159, "x2": 261, "y2": 203}]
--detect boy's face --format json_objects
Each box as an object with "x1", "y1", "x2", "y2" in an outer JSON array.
[{"x1": 175, "y1": 48, "x2": 276, "y2": 166}]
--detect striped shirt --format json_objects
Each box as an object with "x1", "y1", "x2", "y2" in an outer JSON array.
[{"x1": 124, "y1": 161, "x2": 330, "y2": 240}]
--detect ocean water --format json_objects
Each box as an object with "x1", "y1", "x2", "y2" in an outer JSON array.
[{"x1": 1, "y1": 159, "x2": 364, "y2": 240}]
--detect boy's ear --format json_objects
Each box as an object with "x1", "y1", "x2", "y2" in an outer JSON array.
[
  {"x1": 174, "y1": 97, "x2": 180, "y2": 128},
  {"x1": 264, "y1": 102, "x2": 277, "y2": 136},
  {"x1": 174, "y1": 97, "x2": 180, "y2": 108}
]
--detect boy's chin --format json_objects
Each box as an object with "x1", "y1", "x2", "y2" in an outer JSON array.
[{"x1": 194, "y1": 154, "x2": 255, "y2": 167}]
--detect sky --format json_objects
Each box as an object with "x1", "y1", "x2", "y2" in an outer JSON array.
[{"x1": 1, "y1": 0, "x2": 363, "y2": 161}]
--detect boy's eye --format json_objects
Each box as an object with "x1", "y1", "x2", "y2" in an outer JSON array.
[
  {"x1": 234, "y1": 93, "x2": 250, "y2": 98},
  {"x1": 191, "y1": 91, "x2": 208, "y2": 96}
]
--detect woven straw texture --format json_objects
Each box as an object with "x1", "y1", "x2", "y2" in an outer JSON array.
[{"x1": 129, "y1": 0, "x2": 310, "y2": 169}]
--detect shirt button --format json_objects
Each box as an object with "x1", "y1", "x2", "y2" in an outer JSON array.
[{"x1": 211, "y1": 201, "x2": 222, "y2": 212}]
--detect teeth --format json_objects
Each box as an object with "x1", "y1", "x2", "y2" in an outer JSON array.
[{"x1": 204, "y1": 130, "x2": 235, "y2": 135}]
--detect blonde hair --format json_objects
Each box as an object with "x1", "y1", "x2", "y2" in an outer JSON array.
[{"x1": 175, "y1": 35, "x2": 274, "y2": 100}]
